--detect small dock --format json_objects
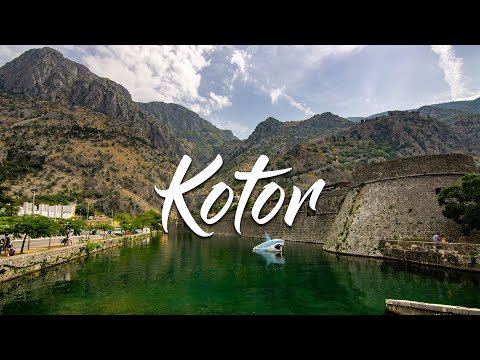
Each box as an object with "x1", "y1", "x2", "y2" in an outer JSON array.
[{"x1": 386, "y1": 299, "x2": 480, "y2": 315}]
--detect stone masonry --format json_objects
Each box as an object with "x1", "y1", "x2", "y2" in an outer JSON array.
[
  {"x1": 379, "y1": 240, "x2": 480, "y2": 272},
  {"x1": 195, "y1": 153, "x2": 480, "y2": 270},
  {"x1": 0, "y1": 233, "x2": 151, "y2": 283},
  {"x1": 199, "y1": 187, "x2": 348, "y2": 243},
  {"x1": 323, "y1": 153, "x2": 480, "y2": 256}
]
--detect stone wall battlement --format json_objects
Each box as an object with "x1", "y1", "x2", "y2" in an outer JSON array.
[{"x1": 351, "y1": 153, "x2": 477, "y2": 185}]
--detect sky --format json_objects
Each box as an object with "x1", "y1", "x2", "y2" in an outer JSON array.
[{"x1": 1, "y1": 45, "x2": 480, "y2": 139}]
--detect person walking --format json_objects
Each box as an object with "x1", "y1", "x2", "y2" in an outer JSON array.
[
  {"x1": 433, "y1": 233, "x2": 440, "y2": 244},
  {"x1": 4, "y1": 234, "x2": 11, "y2": 257}
]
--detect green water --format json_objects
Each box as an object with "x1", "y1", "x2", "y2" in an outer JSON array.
[{"x1": 1, "y1": 227, "x2": 479, "y2": 314}]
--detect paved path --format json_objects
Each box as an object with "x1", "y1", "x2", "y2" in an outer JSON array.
[{"x1": 10, "y1": 234, "x2": 105, "y2": 250}]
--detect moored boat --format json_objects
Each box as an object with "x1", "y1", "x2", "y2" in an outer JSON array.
[{"x1": 252, "y1": 233, "x2": 285, "y2": 252}]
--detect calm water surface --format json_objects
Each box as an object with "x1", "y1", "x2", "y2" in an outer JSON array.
[{"x1": 1, "y1": 227, "x2": 479, "y2": 314}]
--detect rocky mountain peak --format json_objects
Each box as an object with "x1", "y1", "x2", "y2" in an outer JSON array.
[
  {"x1": 0, "y1": 46, "x2": 135, "y2": 108},
  {"x1": 0, "y1": 47, "x2": 184, "y2": 159},
  {"x1": 248, "y1": 117, "x2": 282, "y2": 140},
  {"x1": 303, "y1": 112, "x2": 352, "y2": 127}
]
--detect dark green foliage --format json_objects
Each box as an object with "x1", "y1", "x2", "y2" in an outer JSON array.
[
  {"x1": 0, "y1": 185, "x2": 18, "y2": 216},
  {"x1": 13, "y1": 215, "x2": 58, "y2": 253},
  {"x1": 114, "y1": 212, "x2": 133, "y2": 233},
  {"x1": 133, "y1": 209, "x2": 162, "y2": 230},
  {"x1": 0, "y1": 215, "x2": 18, "y2": 235},
  {"x1": 85, "y1": 240, "x2": 102, "y2": 254},
  {"x1": 75, "y1": 203, "x2": 97, "y2": 217},
  {"x1": 35, "y1": 193, "x2": 77, "y2": 205},
  {"x1": 438, "y1": 173, "x2": 480, "y2": 235},
  {"x1": 56, "y1": 218, "x2": 87, "y2": 238},
  {"x1": 0, "y1": 160, "x2": 35, "y2": 182}
]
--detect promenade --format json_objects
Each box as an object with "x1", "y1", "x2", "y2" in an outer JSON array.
[{"x1": 6, "y1": 234, "x2": 108, "y2": 254}]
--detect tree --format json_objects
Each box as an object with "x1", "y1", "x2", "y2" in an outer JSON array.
[
  {"x1": 75, "y1": 203, "x2": 96, "y2": 218},
  {"x1": 95, "y1": 223, "x2": 114, "y2": 239},
  {"x1": 47, "y1": 220, "x2": 61, "y2": 249},
  {"x1": 133, "y1": 209, "x2": 162, "y2": 230},
  {"x1": 438, "y1": 173, "x2": 480, "y2": 235},
  {"x1": 14, "y1": 215, "x2": 57, "y2": 254},
  {"x1": 0, "y1": 185, "x2": 18, "y2": 216},
  {"x1": 0, "y1": 216, "x2": 18, "y2": 237},
  {"x1": 114, "y1": 212, "x2": 133, "y2": 234},
  {"x1": 57, "y1": 218, "x2": 87, "y2": 242}
]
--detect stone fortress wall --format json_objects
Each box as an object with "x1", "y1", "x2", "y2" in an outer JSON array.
[
  {"x1": 323, "y1": 153, "x2": 480, "y2": 256},
  {"x1": 200, "y1": 186, "x2": 348, "y2": 243},
  {"x1": 196, "y1": 153, "x2": 480, "y2": 262}
]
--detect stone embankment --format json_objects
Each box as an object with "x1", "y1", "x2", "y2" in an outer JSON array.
[
  {"x1": 0, "y1": 233, "x2": 152, "y2": 283},
  {"x1": 385, "y1": 299, "x2": 480, "y2": 315},
  {"x1": 379, "y1": 240, "x2": 480, "y2": 272}
]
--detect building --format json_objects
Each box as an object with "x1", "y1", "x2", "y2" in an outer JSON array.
[{"x1": 18, "y1": 202, "x2": 76, "y2": 219}]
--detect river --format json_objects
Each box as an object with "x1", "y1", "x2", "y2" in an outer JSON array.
[{"x1": 0, "y1": 227, "x2": 479, "y2": 314}]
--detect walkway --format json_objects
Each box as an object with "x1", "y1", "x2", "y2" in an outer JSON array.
[{"x1": 9, "y1": 234, "x2": 105, "y2": 252}]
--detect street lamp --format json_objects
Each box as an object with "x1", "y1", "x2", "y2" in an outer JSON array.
[{"x1": 31, "y1": 188, "x2": 37, "y2": 215}]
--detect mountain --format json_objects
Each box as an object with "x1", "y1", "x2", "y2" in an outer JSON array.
[
  {"x1": 418, "y1": 97, "x2": 480, "y2": 122},
  {"x1": 347, "y1": 117, "x2": 365, "y2": 122},
  {"x1": 426, "y1": 97, "x2": 480, "y2": 113},
  {"x1": 204, "y1": 110, "x2": 480, "y2": 200},
  {"x1": 221, "y1": 112, "x2": 352, "y2": 172},
  {"x1": 139, "y1": 102, "x2": 236, "y2": 141},
  {"x1": 354, "y1": 97, "x2": 480, "y2": 124},
  {"x1": 0, "y1": 47, "x2": 242, "y2": 216},
  {"x1": 193, "y1": 112, "x2": 355, "y2": 204},
  {"x1": 139, "y1": 101, "x2": 237, "y2": 165},
  {"x1": 0, "y1": 48, "x2": 187, "y2": 216},
  {"x1": 1, "y1": 47, "x2": 479, "y2": 217},
  {"x1": 366, "y1": 111, "x2": 388, "y2": 119},
  {"x1": 417, "y1": 106, "x2": 466, "y2": 123},
  {"x1": 0, "y1": 96, "x2": 179, "y2": 215},
  {"x1": 274, "y1": 110, "x2": 479, "y2": 185},
  {"x1": 0, "y1": 47, "x2": 183, "y2": 158}
]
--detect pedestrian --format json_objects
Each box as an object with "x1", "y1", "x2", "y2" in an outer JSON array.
[
  {"x1": 441, "y1": 234, "x2": 448, "y2": 243},
  {"x1": 4, "y1": 234, "x2": 11, "y2": 257},
  {"x1": 433, "y1": 233, "x2": 440, "y2": 244}
]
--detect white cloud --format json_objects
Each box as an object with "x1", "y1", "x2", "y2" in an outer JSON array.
[
  {"x1": 226, "y1": 46, "x2": 367, "y2": 118},
  {"x1": 209, "y1": 92, "x2": 232, "y2": 109},
  {"x1": 230, "y1": 49, "x2": 250, "y2": 75},
  {"x1": 283, "y1": 94, "x2": 315, "y2": 117},
  {"x1": 228, "y1": 49, "x2": 252, "y2": 90},
  {"x1": 270, "y1": 86, "x2": 285, "y2": 104},
  {"x1": 268, "y1": 85, "x2": 314, "y2": 116},
  {"x1": 0, "y1": 46, "x2": 31, "y2": 65},
  {"x1": 431, "y1": 45, "x2": 469, "y2": 100},
  {"x1": 294, "y1": 45, "x2": 367, "y2": 67},
  {"x1": 78, "y1": 45, "x2": 222, "y2": 117}
]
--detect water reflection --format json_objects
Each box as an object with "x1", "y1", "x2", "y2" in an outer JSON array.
[
  {"x1": 254, "y1": 251, "x2": 285, "y2": 267},
  {"x1": 0, "y1": 229, "x2": 479, "y2": 314},
  {"x1": 323, "y1": 251, "x2": 480, "y2": 311}
]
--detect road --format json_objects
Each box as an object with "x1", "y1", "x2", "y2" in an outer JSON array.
[{"x1": 10, "y1": 234, "x2": 105, "y2": 250}]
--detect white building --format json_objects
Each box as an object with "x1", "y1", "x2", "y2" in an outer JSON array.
[{"x1": 18, "y1": 202, "x2": 76, "y2": 219}]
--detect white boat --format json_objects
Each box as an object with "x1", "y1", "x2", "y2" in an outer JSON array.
[{"x1": 252, "y1": 233, "x2": 285, "y2": 252}]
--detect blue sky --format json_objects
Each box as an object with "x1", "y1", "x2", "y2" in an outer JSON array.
[{"x1": 1, "y1": 45, "x2": 479, "y2": 139}]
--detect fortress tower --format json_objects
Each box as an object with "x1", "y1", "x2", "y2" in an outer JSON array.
[{"x1": 323, "y1": 153, "x2": 479, "y2": 256}]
